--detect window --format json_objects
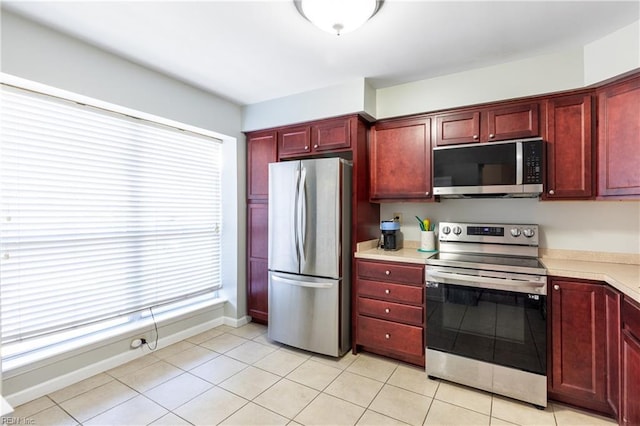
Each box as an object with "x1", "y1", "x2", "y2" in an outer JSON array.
[{"x1": 0, "y1": 84, "x2": 222, "y2": 366}]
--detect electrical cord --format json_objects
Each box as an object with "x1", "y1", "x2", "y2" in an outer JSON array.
[{"x1": 143, "y1": 306, "x2": 159, "y2": 350}]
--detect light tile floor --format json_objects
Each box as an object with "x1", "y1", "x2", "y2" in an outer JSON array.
[{"x1": 11, "y1": 323, "x2": 618, "y2": 426}]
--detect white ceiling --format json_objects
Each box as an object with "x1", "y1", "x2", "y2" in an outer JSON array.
[{"x1": 4, "y1": 1, "x2": 639, "y2": 106}]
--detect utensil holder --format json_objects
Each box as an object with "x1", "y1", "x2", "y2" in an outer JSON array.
[{"x1": 420, "y1": 231, "x2": 435, "y2": 251}]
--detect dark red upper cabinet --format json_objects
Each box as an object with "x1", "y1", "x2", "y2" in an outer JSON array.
[
  {"x1": 434, "y1": 102, "x2": 539, "y2": 146},
  {"x1": 544, "y1": 93, "x2": 595, "y2": 200},
  {"x1": 369, "y1": 116, "x2": 432, "y2": 201},
  {"x1": 247, "y1": 130, "x2": 277, "y2": 200},
  {"x1": 597, "y1": 75, "x2": 640, "y2": 198}
]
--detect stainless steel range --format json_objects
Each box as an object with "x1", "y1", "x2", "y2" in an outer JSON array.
[{"x1": 425, "y1": 222, "x2": 548, "y2": 408}]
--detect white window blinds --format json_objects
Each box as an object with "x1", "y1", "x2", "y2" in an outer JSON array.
[{"x1": 0, "y1": 84, "x2": 222, "y2": 347}]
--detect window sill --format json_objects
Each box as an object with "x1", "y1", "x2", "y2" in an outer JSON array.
[
  {"x1": 1, "y1": 396, "x2": 13, "y2": 418},
  {"x1": 2, "y1": 295, "x2": 227, "y2": 377}
]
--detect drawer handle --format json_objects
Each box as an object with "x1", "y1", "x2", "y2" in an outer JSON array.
[
  {"x1": 385, "y1": 289, "x2": 390, "y2": 294},
  {"x1": 385, "y1": 333, "x2": 390, "y2": 339},
  {"x1": 385, "y1": 308, "x2": 390, "y2": 314},
  {"x1": 554, "y1": 284, "x2": 560, "y2": 291},
  {"x1": 385, "y1": 270, "x2": 390, "y2": 275}
]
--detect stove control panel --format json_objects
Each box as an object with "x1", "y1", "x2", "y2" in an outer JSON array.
[{"x1": 438, "y1": 222, "x2": 539, "y2": 245}]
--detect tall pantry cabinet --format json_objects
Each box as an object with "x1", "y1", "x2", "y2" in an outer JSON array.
[{"x1": 246, "y1": 131, "x2": 277, "y2": 323}]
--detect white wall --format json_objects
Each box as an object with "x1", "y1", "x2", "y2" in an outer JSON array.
[
  {"x1": 380, "y1": 199, "x2": 640, "y2": 255},
  {"x1": 584, "y1": 19, "x2": 640, "y2": 86},
  {"x1": 0, "y1": 11, "x2": 242, "y2": 138},
  {"x1": 375, "y1": 48, "x2": 585, "y2": 119},
  {"x1": 243, "y1": 77, "x2": 370, "y2": 131}
]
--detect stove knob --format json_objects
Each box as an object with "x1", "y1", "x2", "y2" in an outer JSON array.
[
  {"x1": 453, "y1": 226, "x2": 462, "y2": 235},
  {"x1": 523, "y1": 228, "x2": 535, "y2": 238},
  {"x1": 510, "y1": 228, "x2": 522, "y2": 237},
  {"x1": 442, "y1": 226, "x2": 451, "y2": 235}
]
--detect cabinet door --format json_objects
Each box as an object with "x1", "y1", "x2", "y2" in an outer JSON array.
[
  {"x1": 550, "y1": 279, "x2": 609, "y2": 413},
  {"x1": 247, "y1": 203, "x2": 269, "y2": 323},
  {"x1": 311, "y1": 117, "x2": 351, "y2": 152},
  {"x1": 247, "y1": 131, "x2": 277, "y2": 200},
  {"x1": 622, "y1": 331, "x2": 640, "y2": 426},
  {"x1": 622, "y1": 297, "x2": 640, "y2": 425},
  {"x1": 605, "y1": 287, "x2": 621, "y2": 419},
  {"x1": 544, "y1": 94, "x2": 594, "y2": 199},
  {"x1": 486, "y1": 102, "x2": 539, "y2": 142},
  {"x1": 597, "y1": 76, "x2": 640, "y2": 198},
  {"x1": 369, "y1": 117, "x2": 432, "y2": 200},
  {"x1": 278, "y1": 125, "x2": 311, "y2": 158},
  {"x1": 434, "y1": 111, "x2": 481, "y2": 146}
]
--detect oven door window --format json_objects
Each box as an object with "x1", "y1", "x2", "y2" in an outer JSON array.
[
  {"x1": 426, "y1": 282, "x2": 546, "y2": 375},
  {"x1": 433, "y1": 143, "x2": 516, "y2": 187}
]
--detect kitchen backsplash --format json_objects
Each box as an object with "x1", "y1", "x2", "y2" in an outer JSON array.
[{"x1": 380, "y1": 199, "x2": 640, "y2": 254}]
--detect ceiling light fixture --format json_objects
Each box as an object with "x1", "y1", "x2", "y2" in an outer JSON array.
[{"x1": 294, "y1": 0, "x2": 383, "y2": 36}]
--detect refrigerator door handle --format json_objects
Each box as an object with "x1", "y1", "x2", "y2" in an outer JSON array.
[
  {"x1": 271, "y1": 274, "x2": 334, "y2": 289},
  {"x1": 298, "y1": 167, "x2": 307, "y2": 267}
]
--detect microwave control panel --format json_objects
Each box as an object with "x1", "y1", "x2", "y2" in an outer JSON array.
[{"x1": 523, "y1": 141, "x2": 542, "y2": 184}]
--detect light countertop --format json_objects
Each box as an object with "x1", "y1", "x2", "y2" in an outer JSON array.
[
  {"x1": 540, "y1": 256, "x2": 640, "y2": 303},
  {"x1": 355, "y1": 241, "x2": 640, "y2": 303},
  {"x1": 354, "y1": 240, "x2": 438, "y2": 264}
]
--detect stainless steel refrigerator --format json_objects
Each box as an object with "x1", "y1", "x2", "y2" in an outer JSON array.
[{"x1": 267, "y1": 157, "x2": 352, "y2": 357}]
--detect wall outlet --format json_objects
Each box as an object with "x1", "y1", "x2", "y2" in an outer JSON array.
[{"x1": 393, "y1": 212, "x2": 403, "y2": 225}]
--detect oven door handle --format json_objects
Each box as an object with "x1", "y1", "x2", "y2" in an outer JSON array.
[{"x1": 426, "y1": 270, "x2": 547, "y2": 295}]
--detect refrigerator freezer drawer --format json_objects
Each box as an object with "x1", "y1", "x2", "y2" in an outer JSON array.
[{"x1": 268, "y1": 272, "x2": 350, "y2": 357}]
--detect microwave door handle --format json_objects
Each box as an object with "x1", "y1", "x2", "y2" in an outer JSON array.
[
  {"x1": 427, "y1": 270, "x2": 546, "y2": 294},
  {"x1": 516, "y1": 142, "x2": 523, "y2": 185}
]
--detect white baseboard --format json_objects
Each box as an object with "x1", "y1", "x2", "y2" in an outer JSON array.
[
  {"x1": 224, "y1": 315, "x2": 251, "y2": 328},
  {"x1": 5, "y1": 315, "x2": 250, "y2": 407}
]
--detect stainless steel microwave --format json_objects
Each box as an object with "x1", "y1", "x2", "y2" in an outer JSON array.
[{"x1": 432, "y1": 137, "x2": 544, "y2": 198}]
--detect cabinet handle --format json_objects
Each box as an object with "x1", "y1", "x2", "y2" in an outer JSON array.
[
  {"x1": 313, "y1": 144, "x2": 318, "y2": 149},
  {"x1": 385, "y1": 308, "x2": 390, "y2": 313},
  {"x1": 549, "y1": 190, "x2": 555, "y2": 195},
  {"x1": 554, "y1": 285, "x2": 560, "y2": 291},
  {"x1": 385, "y1": 270, "x2": 390, "y2": 275},
  {"x1": 385, "y1": 333, "x2": 390, "y2": 339},
  {"x1": 385, "y1": 289, "x2": 390, "y2": 294},
  {"x1": 425, "y1": 191, "x2": 430, "y2": 196},
  {"x1": 304, "y1": 146, "x2": 309, "y2": 150},
  {"x1": 473, "y1": 134, "x2": 479, "y2": 140},
  {"x1": 489, "y1": 133, "x2": 495, "y2": 139}
]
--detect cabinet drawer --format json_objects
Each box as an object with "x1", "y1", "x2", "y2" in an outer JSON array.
[
  {"x1": 623, "y1": 297, "x2": 640, "y2": 341},
  {"x1": 358, "y1": 297, "x2": 423, "y2": 326},
  {"x1": 357, "y1": 279, "x2": 423, "y2": 305},
  {"x1": 357, "y1": 315, "x2": 423, "y2": 357},
  {"x1": 357, "y1": 260, "x2": 424, "y2": 284}
]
